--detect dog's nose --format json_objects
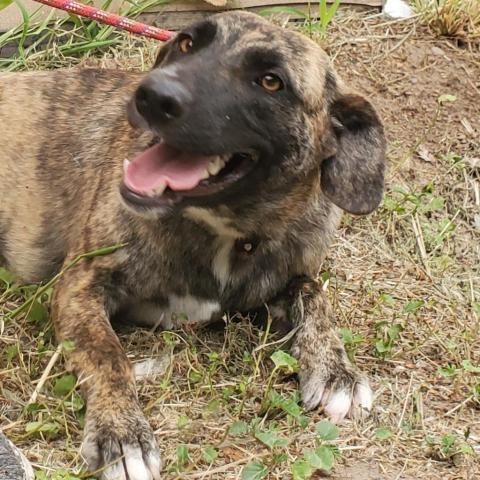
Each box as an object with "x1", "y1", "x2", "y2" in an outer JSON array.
[{"x1": 135, "y1": 77, "x2": 188, "y2": 125}]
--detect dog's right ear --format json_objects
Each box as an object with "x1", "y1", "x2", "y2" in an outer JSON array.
[
  {"x1": 153, "y1": 39, "x2": 174, "y2": 68},
  {"x1": 320, "y1": 79, "x2": 386, "y2": 216}
]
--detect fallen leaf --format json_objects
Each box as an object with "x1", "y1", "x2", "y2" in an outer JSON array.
[
  {"x1": 465, "y1": 157, "x2": 480, "y2": 169},
  {"x1": 461, "y1": 118, "x2": 475, "y2": 136},
  {"x1": 223, "y1": 446, "x2": 245, "y2": 462},
  {"x1": 202, "y1": 0, "x2": 227, "y2": 5},
  {"x1": 473, "y1": 214, "x2": 480, "y2": 231},
  {"x1": 134, "y1": 352, "x2": 171, "y2": 379},
  {"x1": 417, "y1": 144, "x2": 434, "y2": 163},
  {"x1": 438, "y1": 94, "x2": 457, "y2": 104}
]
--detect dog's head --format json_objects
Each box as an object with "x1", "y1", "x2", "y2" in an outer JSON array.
[{"x1": 121, "y1": 12, "x2": 385, "y2": 217}]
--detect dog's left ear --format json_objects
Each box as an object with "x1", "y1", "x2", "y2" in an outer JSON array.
[{"x1": 321, "y1": 91, "x2": 386, "y2": 215}]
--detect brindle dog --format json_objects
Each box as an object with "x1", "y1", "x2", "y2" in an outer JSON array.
[{"x1": 0, "y1": 11, "x2": 385, "y2": 479}]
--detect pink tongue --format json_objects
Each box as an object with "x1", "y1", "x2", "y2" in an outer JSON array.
[{"x1": 124, "y1": 143, "x2": 212, "y2": 194}]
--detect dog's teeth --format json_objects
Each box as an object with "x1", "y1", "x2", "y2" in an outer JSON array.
[
  {"x1": 149, "y1": 183, "x2": 166, "y2": 197},
  {"x1": 200, "y1": 169, "x2": 210, "y2": 180},
  {"x1": 207, "y1": 159, "x2": 220, "y2": 176},
  {"x1": 207, "y1": 156, "x2": 225, "y2": 176},
  {"x1": 123, "y1": 159, "x2": 130, "y2": 173}
]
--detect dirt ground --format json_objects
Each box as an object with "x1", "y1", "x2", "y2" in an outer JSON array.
[{"x1": 0, "y1": 9, "x2": 479, "y2": 480}]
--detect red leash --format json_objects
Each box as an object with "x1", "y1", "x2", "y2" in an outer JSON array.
[{"x1": 33, "y1": 0, "x2": 174, "y2": 41}]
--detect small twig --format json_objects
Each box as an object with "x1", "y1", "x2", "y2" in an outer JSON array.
[
  {"x1": 397, "y1": 373, "x2": 414, "y2": 430},
  {"x1": 443, "y1": 395, "x2": 473, "y2": 417},
  {"x1": 27, "y1": 344, "x2": 63, "y2": 405},
  {"x1": 7, "y1": 243, "x2": 127, "y2": 320},
  {"x1": 384, "y1": 27, "x2": 415, "y2": 56},
  {"x1": 0, "y1": 420, "x2": 22, "y2": 432},
  {"x1": 252, "y1": 326, "x2": 299, "y2": 353},
  {"x1": 373, "y1": 15, "x2": 420, "y2": 29},
  {"x1": 394, "y1": 460, "x2": 409, "y2": 480},
  {"x1": 338, "y1": 445, "x2": 367, "y2": 451},
  {"x1": 368, "y1": 27, "x2": 416, "y2": 63},
  {"x1": 411, "y1": 214, "x2": 431, "y2": 276},
  {"x1": 473, "y1": 181, "x2": 480, "y2": 207},
  {"x1": 427, "y1": 209, "x2": 461, "y2": 257},
  {"x1": 180, "y1": 453, "x2": 269, "y2": 479}
]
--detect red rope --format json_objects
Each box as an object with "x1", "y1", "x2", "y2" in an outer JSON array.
[{"x1": 33, "y1": 0, "x2": 174, "y2": 41}]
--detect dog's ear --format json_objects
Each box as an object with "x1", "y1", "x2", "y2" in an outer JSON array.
[
  {"x1": 321, "y1": 89, "x2": 386, "y2": 215},
  {"x1": 153, "y1": 40, "x2": 173, "y2": 68}
]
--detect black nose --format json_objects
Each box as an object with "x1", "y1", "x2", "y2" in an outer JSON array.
[{"x1": 135, "y1": 77, "x2": 187, "y2": 125}]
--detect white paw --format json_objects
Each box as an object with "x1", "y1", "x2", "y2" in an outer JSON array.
[
  {"x1": 300, "y1": 371, "x2": 373, "y2": 423},
  {"x1": 81, "y1": 419, "x2": 162, "y2": 480},
  {"x1": 82, "y1": 440, "x2": 162, "y2": 480},
  {"x1": 324, "y1": 390, "x2": 352, "y2": 423}
]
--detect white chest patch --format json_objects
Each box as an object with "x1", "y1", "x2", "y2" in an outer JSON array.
[
  {"x1": 164, "y1": 294, "x2": 221, "y2": 328},
  {"x1": 129, "y1": 295, "x2": 221, "y2": 329},
  {"x1": 184, "y1": 207, "x2": 242, "y2": 289}
]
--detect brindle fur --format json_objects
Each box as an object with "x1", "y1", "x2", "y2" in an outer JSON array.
[{"x1": 0, "y1": 12, "x2": 385, "y2": 479}]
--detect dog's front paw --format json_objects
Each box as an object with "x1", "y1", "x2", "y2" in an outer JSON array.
[
  {"x1": 297, "y1": 362, "x2": 373, "y2": 423},
  {"x1": 291, "y1": 334, "x2": 373, "y2": 422},
  {"x1": 81, "y1": 403, "x2": 162, "y2": 480}
]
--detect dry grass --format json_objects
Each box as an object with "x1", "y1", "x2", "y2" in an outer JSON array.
[
  {"x1": 1, "y1": 8, "x2": 480, "y2": 480},
  {"x1": 413, "y1": 0, "x2": 480, "y2": 40}
]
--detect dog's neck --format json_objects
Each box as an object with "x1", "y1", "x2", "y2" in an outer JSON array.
[{"x1": 126, "y1": 170, "x2": 322, "y2": 251}]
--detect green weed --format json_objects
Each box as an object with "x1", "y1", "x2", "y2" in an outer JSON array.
[
  {"x1": 260, "y1": 0, "x2": 341, "y2": 39},
  {"x1": 0, "y1": 0, "x2": 168, "y2": 71}
]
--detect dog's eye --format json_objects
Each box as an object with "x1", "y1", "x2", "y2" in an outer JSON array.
[
  {"x1": 257, "y1": 73, "x2": 283, "y2": 92},
  {"x1": 178, "y1": 36, "x2": 193, "y2": 54}
]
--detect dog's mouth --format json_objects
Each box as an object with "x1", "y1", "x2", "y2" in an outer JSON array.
[{"x1": 121, "y1": 140, "x2": 258, "y2": 208}]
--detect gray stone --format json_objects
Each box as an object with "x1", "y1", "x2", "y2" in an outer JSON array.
[{"x1": 0, "y1": 432, "x2": 34, "y2": 480}]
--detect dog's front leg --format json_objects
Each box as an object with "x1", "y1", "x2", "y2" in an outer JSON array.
[
  {"x1": 52, "y1": 268, "x2": 162, "y2": 480},
  {"x1": 271, "y1": 277, "x2": 372, "y2": 422}
]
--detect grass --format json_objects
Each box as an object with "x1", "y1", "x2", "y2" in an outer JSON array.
[
  {"x1": 260, "y1": 0, "x2": 341, "y2": 39},
  {"x1": 0, "y1": 0, "x2": 168, "y2": 71},
  {"x1": 412, "y1": 0, "x2": 480, "y2": 40},
  {"x1": 1, "y1": 5, "x2": 480, "y2": 480}
]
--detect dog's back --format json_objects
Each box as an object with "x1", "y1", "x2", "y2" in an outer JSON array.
[{"x1": 0, "y1": 69, "x2": 141, "y2": 281}]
